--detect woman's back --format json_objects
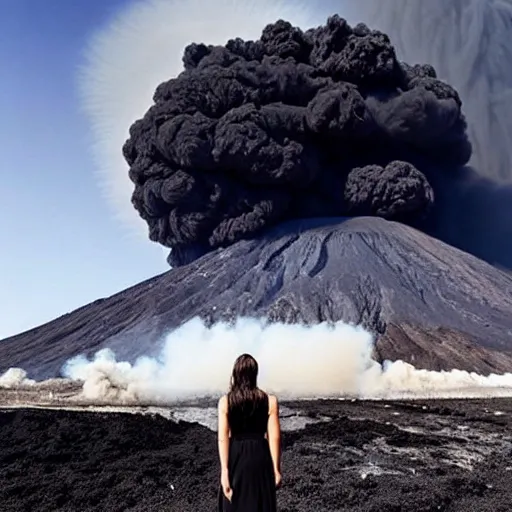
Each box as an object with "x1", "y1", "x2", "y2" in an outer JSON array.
[
  {"x1": 218, "y1": 354, "x2": 280, "y2": 511},
  {"x1": 227, "y1": 389, "x2": 268, "y2": 437}
]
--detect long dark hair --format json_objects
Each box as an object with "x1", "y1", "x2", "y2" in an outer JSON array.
[{"x1": 228, "y1": 354, "x2": 265, "y2": 411}]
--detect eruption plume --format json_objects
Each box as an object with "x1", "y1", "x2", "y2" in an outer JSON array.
[
  {"x1": 80, "y1": 0, "x2": 326, "y2": 235},
  {"x1": 122, "y1": 13, "x2": 512, "y2": 269}
]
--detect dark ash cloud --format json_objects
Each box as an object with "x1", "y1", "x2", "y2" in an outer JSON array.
[{"x1": 123, "y1": 15, "x2": 511, "y2": 269}]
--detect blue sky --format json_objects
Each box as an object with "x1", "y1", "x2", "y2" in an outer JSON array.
[{"x1": 0, "y1": 0, "x2": 168, "y2": 339}]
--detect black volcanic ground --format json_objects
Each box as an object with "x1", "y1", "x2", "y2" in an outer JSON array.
[
  {"x1": 1, "y1": 399, "x2": 512, "y2": 511},
  {"x1": 1, "y1": 217, "x2": 512, "y2": 379}
]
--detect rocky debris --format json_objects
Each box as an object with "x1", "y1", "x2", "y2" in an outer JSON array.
[{"x1": 1, "y1": 398, "x2": 512, "y2": 511}]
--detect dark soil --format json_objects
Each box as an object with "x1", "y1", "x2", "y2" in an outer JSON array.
[{"x1": 1, "y1": 398, "x2": 512, "y2": 511}]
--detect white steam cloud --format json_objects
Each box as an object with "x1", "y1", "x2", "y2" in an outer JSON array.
[{"x1": 57, "y1": 318, "x2": 512, "y2": 404}]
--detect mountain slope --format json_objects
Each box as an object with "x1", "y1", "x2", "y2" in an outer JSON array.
[{"x1": 1, "y1": 217, "x2": 512, "y2": 379}]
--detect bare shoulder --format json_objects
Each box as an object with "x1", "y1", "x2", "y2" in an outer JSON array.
[
  {"x1": 218, "y1": 394, "x2": 228, "y2": 412},
  {"x1": 267, "y1": 394, "x2": 279, "y2": 412}
]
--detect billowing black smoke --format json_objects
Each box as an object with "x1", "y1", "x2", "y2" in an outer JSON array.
[{"x1": 123, "y1": 15, "x2": 511, "y2": 269}]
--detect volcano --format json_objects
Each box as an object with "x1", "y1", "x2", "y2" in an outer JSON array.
[
  {"x1": 3, "y1": 14, "x2": 512, "y2": 384},
  {"x1": 1, "y1": 217, "x2": 512, "y2": 380}
]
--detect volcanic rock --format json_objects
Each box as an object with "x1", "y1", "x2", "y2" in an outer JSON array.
[
  {"x1": 2, "y1": 398, "x2": 512, "y2": 511},
  {"x1": 1, "y1": 217, "x2": 512, "y2": 379}
]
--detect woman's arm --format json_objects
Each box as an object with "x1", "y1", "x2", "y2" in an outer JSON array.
[
  {"x1": 218, "y1": 395, "x2": 230, "y2": 472},
  {"x1": 218, "y1": 395, "x2": 232, "y2": 500},
  {"x1": 267, "y1": 394, "x2": 282, "y2": 483}
]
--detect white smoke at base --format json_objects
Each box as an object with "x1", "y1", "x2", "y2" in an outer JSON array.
[
  {"x1": 0, "y1": 368, "x2": 36, "y2": 389},
  {"x1": 54, "y1": 317, "x2": 512, "y2": 404}
]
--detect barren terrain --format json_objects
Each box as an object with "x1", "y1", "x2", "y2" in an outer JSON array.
[{"x1": 1, "y1": 397, "x2": 511, "y2": 511}]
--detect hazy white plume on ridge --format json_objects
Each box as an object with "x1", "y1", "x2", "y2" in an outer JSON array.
[{"x1": 0, "y1": 368, "x2": 36, "y2": 389}]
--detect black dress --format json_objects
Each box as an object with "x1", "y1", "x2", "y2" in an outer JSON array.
[{"x1": 218, "y1": 391, "x2": 277, "y2": 512}]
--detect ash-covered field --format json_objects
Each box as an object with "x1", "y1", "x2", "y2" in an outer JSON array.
[{"x1": 1, "y1": 398, "x2": 511, "y2": 512}]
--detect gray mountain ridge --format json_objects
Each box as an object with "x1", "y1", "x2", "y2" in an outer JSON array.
[{"x1": 1, "y1": 217, "x2": 512, "y2": 380}]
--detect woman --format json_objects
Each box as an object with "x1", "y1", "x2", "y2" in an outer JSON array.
[{"x1": 217, "y1": 354, "x2": 282, "y2": 511}]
